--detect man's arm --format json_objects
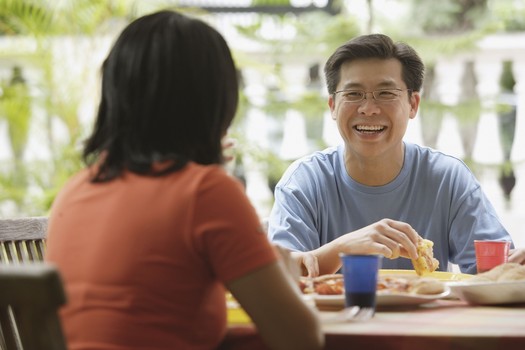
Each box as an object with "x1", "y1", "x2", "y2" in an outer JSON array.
[{"x1": 291, "y1": 219, "x2": 420, "y2": 276}]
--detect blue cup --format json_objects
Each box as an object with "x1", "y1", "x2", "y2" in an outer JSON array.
[{"x1": 340, "y1": 254, "x2": 382, "y2": 310}]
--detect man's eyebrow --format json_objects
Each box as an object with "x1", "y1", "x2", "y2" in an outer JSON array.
[
  {"x1": 338, "y1": 83, "x2": 363, "y2": 90},
  {"x1": 338, "y1": 81, "x2": 399, "y2": 90},
  {"x1": 375, "y1": 81, "x2": 399, "y2": 89}
]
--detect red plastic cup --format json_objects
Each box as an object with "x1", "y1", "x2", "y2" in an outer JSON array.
[{"x1": 474, "y1": 240, "x2": 510, "y2": 274}]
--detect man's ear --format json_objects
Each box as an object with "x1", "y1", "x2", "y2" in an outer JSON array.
[
  {"x1": 409, "y1": 91, "x2": 421, "y2": 119},
  {"x1": 328, "y1": 94, "x2": 336, "y2": 120}
]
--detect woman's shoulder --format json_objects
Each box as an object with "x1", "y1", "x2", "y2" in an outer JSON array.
[{"x1": 174, "y1": 163, "x2": 245, "y2": 194}]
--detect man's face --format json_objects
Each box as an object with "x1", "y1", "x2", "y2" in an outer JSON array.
[{"x1": 328, "y1": 58, "x2": 420, "y2": 161}]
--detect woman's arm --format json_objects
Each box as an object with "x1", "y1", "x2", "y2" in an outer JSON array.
[{"x1": 226, "y1": 260, "x2": 324, "y2": 350}]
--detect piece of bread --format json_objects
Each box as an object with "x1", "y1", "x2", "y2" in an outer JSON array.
[
  {"x1": 498, "y1": 265, "x2": 525, "y2": 281},
  {"x1": 411, "y1": 238, "x2": 439, "y2": 276},
  {"x1": 470, "y1": 262, "x2": 521, "y2": 282},
  {"x1": 409, "y1": 277, "x2": 446, "y2": 295},
  {"x1": 498, "y1": 265, "x2": 525, "y2": 282}
]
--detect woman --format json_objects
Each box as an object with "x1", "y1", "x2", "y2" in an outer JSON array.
[{"x1": 45, "y1": 10, "x2": 323, "y2": 350}]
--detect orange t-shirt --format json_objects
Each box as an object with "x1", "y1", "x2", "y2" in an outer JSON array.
[{"x1": 45, "y1": 163, "x2": 278, "y2": 350}]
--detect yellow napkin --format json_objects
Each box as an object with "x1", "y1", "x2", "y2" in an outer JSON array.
[{"x1": 226, "y1": 293, "x2": 252, "y2": 325}]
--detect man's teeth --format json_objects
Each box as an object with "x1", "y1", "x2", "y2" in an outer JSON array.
[{"x1": 355, "y1": 125, "x2": 385, "y2": 132}]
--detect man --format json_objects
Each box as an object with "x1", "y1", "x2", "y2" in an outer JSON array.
[{"x1": 268, "y1": 33, "x2": 523, "y2": 276}]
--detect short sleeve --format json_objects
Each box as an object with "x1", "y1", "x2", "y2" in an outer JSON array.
[{"x1": 192, "y1": 168, "x2": 278, "y2": 283}]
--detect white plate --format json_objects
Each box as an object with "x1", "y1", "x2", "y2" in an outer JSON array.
[
  {"x1": 380, "y1": 269, "x2": 472, "y2": 281},
  {"x1": 448, "y1": 280, "x2": 525, "y2": 305},
  {"x1": 313, "y1": 286, "x2": 450, "y2": 307},
  {"x1": 377, "y1": 287, "x2": 450, "y2": 305}
]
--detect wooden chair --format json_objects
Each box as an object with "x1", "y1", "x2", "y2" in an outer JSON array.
[
  {"x1": 0, "y1": 217, "x2": 48, "y2": 264},
  {"x1": 0, "y1": 263, "x2": 67, "y2": 350}
]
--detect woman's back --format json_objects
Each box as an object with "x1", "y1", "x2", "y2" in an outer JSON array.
[{"x1": 46, "y1": 163, "x2": 277, "y2": 349}]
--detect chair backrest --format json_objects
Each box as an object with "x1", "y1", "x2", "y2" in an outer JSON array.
[
  {"x1": 0, "y1": 263, "x2": 67, "y2": 350},
  {"x1": 0, "y1": 217, "x2": 48, "y2": 264}
]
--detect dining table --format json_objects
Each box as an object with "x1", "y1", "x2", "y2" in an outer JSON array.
[{"x1": 220, "y1": 298, "x2": 525, "y2": 350}]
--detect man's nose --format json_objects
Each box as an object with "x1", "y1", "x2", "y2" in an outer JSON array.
[
  {"x1": 357, "y1": 95, "x2": 381, "y2": 115},
  {"x1": 362, "y1": 91, "x2": 376, "y2": 101}
]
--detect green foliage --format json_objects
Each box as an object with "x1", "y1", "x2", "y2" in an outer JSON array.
[
  {"x1": 35, "y1": 143, "x2": 84, "y2": 213},
  {"x1": 0, "y1": 0, "x2": 134, "y2": 36},
  {"x1": 250, "y1": 146, "x2": 293, "y2": 187},
  {"x1": 0, "y1": 0, "x2": 136, "y2": 216},
  {"x1": 500, "y1": 60, "x2": 516, "y2": 91},
  {"x1": 491, "y1": 0, "x2": 525, "y2": 32},
  {"x1": 291, "y1": 91, "x2": 327, "y2": 121},
  {"x1": 1, "y1": 0, "x2": 522, "y2": 216},
  {"x1": 420, "y1": 99, "x2": 483, "y2": 123},
  {"x1": 291, "y1": 11, "x2": 360, "y2": 56},
  {"x1": 261, "y1": 87, "x2": 289, "y2": 119},
  {"x1": 0, "y1": 0, "x2": 54, "y2": 35},
  {"x1": 0, "y1": 161, "x2": 29, "y2": 211},
  {"x1": 230, "y1": 9, "x2": 358, "y2": 182},
  {"x1": 453, "y1": 99, "x2": 483, "y2": 124},
  {"x1": 410, "y1": 0, "x2": 490, "y2": 34},
  {"x1": 55, "y1": 0, "x2": 131, "y2": 35},
  {"x1": 0, "y1": 68, "x2": 32, "y2": 159},
  {"x1": 398, "y1": 22, "x2": 501, "y2": 65}
]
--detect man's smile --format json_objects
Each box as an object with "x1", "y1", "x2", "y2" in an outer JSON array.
[{"x1": 354, "y1": 125, "x2": 386, "y2": 134}]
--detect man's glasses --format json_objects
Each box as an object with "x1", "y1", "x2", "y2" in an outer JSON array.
[{"x1": 333, "y1": 88, "x2": 412, "y2": 103}]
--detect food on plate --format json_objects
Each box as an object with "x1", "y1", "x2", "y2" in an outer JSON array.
[
  {"x1": 411, "y1": 238, "x2": 439, "y2": 276},
  {"x1": 376, "y1": 275, "x2": 411, "y2": 293},
  {"x1": 468, "y1": 262, "x2": 525, "y2": 283},
  {"x1": 500, "y1": 265, "x2": 525, "y2": 281},
  {"x1": 377, "y1": 275, "x2": 445, "y2": 295},
  {"x1": 299, "y1": 274, "x2": 343, "y2": 295},
  {"x1": 300, "y1": 273, "x2": 445, "y2": 296},
  {"x1": 409, "y1": 277, "x2": 446, "y2": 295}
]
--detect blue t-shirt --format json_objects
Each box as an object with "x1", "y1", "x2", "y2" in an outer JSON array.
[{"x1": 268, "y1": 142, "x2": 513, "y2": 274}]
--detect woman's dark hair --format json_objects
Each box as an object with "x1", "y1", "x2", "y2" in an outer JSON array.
[
  {"x1": 84, "y1": 10, "x2": 238, "y2": 182},
  {"x1": 324, "y1": 33, "x2": 424, "y2": 95}
]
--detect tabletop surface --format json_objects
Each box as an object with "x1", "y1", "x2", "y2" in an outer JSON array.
[
  {"x1": 320, "y1": 299, "x2": 525, "y2": 336},
  {"x1": 224, "y1": 299, "x2": 525, "y2": 350}
]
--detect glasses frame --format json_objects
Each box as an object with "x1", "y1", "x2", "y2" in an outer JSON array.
[{"x1": 333, "y1": 88, "x2": 412, "y2": 103}]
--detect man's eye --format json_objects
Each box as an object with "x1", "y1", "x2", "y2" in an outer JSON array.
[
  {"x1": 377, "y1": 90, "x2": 397, "y2": 98},
  {"x1": 343, "y1": 91, "x2": 362, "y2": 98}
]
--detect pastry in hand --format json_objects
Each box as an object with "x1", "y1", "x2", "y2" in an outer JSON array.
[{"x1": 411, "y1": 238, "x2": 439, "y2": 276}]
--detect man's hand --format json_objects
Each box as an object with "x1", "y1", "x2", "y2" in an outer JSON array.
[
  {"x1": 333, "y1": 218, "x2": 420, "y2": 260},
  {"x1": 508, "y1": 248, "x2": 525, "y2": 264},
  {"x1": 291, "y1": 251, "x2": 320, "y2": 277},
  {"x1": 312, "y1": 218, "x2": 421, "y2": 275}
]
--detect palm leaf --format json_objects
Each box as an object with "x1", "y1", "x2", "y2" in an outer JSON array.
[{"x1": 0, "y1": 0, "x2": 56, "y2": 35}]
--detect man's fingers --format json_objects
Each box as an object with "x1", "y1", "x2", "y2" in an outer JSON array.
[
  {"x1": 389, "y1": 244, "x2": 401, "y2": 259},
  {"x1": 302, "y1": 253, "x2": 320, "y2": 278},
  {"x1": 508, "y1": 248, "x2": 525, "y2": 264},
  {"x1": 380, "y1": 220, "x2": 419, "y2": 260}
]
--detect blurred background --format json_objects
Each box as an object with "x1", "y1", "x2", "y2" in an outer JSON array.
[{"x1": 0, "y1": 0, "x2": 524, "y2": 245}]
